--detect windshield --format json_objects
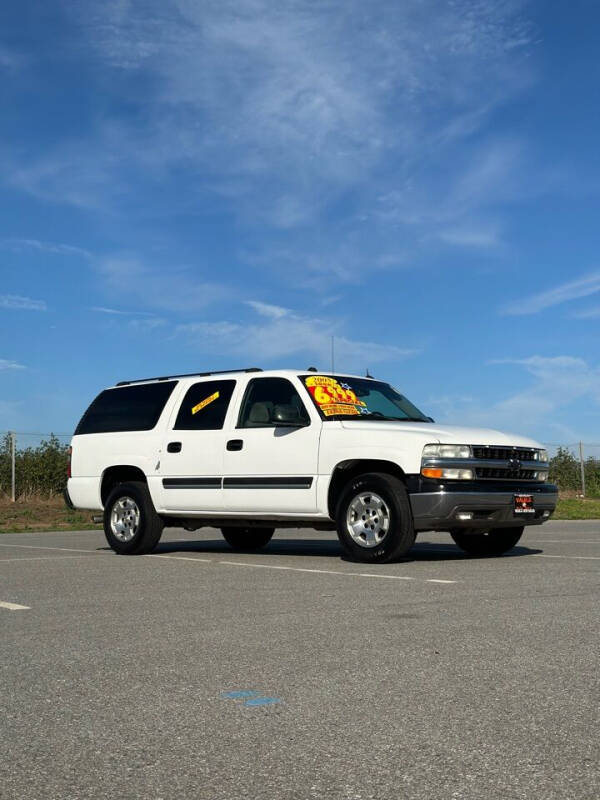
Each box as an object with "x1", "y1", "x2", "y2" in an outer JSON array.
[{"x1": 299, "y1": 374, "x2": 430, "y2": 422}]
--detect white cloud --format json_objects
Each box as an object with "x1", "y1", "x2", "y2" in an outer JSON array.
[
  {"x1": 0, "y1": 294, "x2": 47, "y2": 311},
  {"x1": 91, "y1": 306, "x2": 154, "y2": 316},
  {"x1": 438, "y1": 226, "x2": 500, "y2": 248},
  {"x1": 501, "y1": 271, "x2": 600, "y2": 315},
  {"x1": 245, "y1": 300, "x2": 289, "y2": 319},
  {"x1": 0, "y1": 359, "x2": 26, "y2": 370},
  {"x1": 571, "y1": 306, "x2": 600, "y2": 320},
  {"x1": 128, "y1": 317, "x2": 167, "y2": 331},
  {"x1": 0, "y1": 46, "x2": 26, "y2": 71},
  {"x1": 8, "y1": 1, "x2": 535, "y2": 240},
  {"x1": 428, "y1": 355, "x2": 600, "y2": 439},
  {"x1": 175, "y1": 303, "x2": 416, "y2": 368},
  {"x1": 97, "y1": 257, "x2": 229, "y2": 312},
  {"x1": 0, "y1": 238, "x2": 92, "y2": 259}
]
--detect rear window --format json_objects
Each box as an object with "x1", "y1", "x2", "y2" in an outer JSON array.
[{"x1": 75, "y1": 381, "x2": 177, "y2": 434}]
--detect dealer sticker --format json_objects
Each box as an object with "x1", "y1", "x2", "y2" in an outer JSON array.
[{"x1": 191, "y1": 391, "x2": 220, "y2": 415}]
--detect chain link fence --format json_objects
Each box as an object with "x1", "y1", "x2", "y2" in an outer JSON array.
[{"x1": 1, "y1": 432, "x2": 600, "y2": 500}]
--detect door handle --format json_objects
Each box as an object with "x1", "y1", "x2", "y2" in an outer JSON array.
[
  {"x1": 227, "y1": 439, "x2": 244, "y2": 451},
  {"x1": 167, "y1": 441, "x2": 182, "y2": 453}
]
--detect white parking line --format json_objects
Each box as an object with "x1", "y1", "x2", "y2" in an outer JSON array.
[
  {"x1": 525, "y1": 539, "x2": 600, "y2": 544},
  {"x1": 0, "y1": 600, "x2": 30, "y2": 611},
  {"x1": 145, "y1": 554, "x2": 213, "y2": 564},
  {"x1": 156, "y1": 556, "x2": 457, "y2": 583},
  {"x1": 0, "y1": 543, "x2": 100, "y2": 554},
  {"x1": 532, "y1": 553, "x2": 600, "y2": 561},
  {"x1": 0, "y1": 555, "x2": 97, "y2": 563}
]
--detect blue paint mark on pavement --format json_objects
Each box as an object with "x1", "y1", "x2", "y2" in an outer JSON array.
[
  {"x1": 221, "y1": 690, "x2": 260, "y2": 699},
  {"x1": 244, "y1": 697, "x2": 281, "y2": 707}
]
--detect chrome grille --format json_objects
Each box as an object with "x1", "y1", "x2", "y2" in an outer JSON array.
[
  {"x1": 475, "y1": 467, "x2": 537, "y2": 480},
  {"x1": 472, "y1": 446, "x2": 536, "y2": 461}
]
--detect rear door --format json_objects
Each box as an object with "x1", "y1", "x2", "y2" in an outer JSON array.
[
  {"x1": 158, "y1": 379, "x2": 237, "y2": 512},
  {"x1": 222, "y1": 376, "x2": 321, "y2": 513}
]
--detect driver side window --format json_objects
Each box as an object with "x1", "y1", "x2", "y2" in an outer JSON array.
[{"x1": 238, "y1": 378, "x2": 310, "y2": 428}]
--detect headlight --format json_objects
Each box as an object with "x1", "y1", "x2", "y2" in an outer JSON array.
[
  {"x1": 536, "y1": 449, "x2": 549, "y2": 462},
  {"x1": 422, "y1": 443, "x2": 472, "y2": 459},
  {"x1": 534, "y1": 471, "x2": 548, "y2": 482}
]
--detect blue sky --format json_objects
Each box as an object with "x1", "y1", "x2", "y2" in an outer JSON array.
[{"x1": 1, "y1": 0, "x2": 600, "y2": 443}]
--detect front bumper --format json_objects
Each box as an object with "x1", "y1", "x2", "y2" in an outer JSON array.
[{"x1": 408, "y1": 479, "x2": 558, "y2": 531}]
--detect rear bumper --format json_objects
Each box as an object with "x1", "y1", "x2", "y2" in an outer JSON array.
[
  {"x1": 409, "y1": 481, "x2": 558, "y2": 531},
  {"x1": 66, "y1": 477, "x2": 103, "y2": 511},
  {"x1": 63, "y1": 486, "x2": 75, "y2": 510}
]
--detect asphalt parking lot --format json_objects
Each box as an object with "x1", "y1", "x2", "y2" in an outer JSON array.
[{"x1": 1, "y1": 521, "x2": 599, "y2": 800}]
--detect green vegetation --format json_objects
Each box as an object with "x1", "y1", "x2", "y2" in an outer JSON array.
[
  {"x1": 553, "y1": 496, "x2": 600, "y2": 521},
  {"x1": 548, "y1": 446, "x2": 600, "y2": 495},
  {"x1": 0, "y1": 495, "x2": 100, "y2": 533},
  {"x1": 0, "y1": 433, "x2": 70, "y2": 497}
]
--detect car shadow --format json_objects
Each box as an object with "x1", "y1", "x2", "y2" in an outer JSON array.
[{"x1": 128, "y1": 536, "x2": 543, "y2": 562}]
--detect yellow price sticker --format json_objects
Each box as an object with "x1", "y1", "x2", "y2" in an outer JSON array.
[
  {"x1": 322, "y1": 404, "x2": 360, "y2": 416},
  {"x1": 191, "y1": 391, "x2": 220, "y2": 415}
]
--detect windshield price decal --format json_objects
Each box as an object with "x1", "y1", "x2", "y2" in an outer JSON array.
[
  {"x1": 322, "y1": 403, "x2": 360, "y2": 417},
  {"x1": 305, "y1": 376, "x2": 367, "y2": 414},
  {"x1": 191, "y1": 391, "x2": 220, "y2": 415}
]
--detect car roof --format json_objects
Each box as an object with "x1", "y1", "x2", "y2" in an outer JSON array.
[{"x1": 113, "y1": 368, "x2": 376, "y2": 388}]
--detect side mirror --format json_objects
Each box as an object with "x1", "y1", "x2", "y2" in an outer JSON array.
[{"x1": 272, "y1": 404, "x2": 307, "y2": 427}]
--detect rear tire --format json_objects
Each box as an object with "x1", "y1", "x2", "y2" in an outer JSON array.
[
  {"x1": 221, "y1": 527, "x2": 275, "y2": 550},
  {"x1": 335, "y1": 472, "x2": 415, "y2": 563},
  {"x1": 450, "y1": 526, "x2": 524, "y2": 556},
  {"x1": 104, "y1": 481, "x2": 163, "y2": 555}
]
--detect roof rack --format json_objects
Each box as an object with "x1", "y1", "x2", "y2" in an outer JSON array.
[{"x1": 115, "y1": 368, "x2": 263, "y2": 387}]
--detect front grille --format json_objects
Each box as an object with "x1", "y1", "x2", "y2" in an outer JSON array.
[
  {"x1": 475, "y1": 467, "x2": 537, "y2": 480},
  {"x1": 473, "y1": 446, "x2": 536, "y2": 461}
]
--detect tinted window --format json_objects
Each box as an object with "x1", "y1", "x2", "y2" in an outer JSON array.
[
  {"x1": 174, "y1": 380, "x2": 236, "y2": 430},
  {"x1": 75, "y1": 382, "x2": 177, "y2": 434},
  {"x1": 238, "y1": 378, "x2": 310, "y2": 428}
]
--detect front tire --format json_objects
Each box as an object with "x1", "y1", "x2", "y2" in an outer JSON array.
[
  {"x1": 450, "y1": 526, "x2": 524, "y2": 556},
  {"x1": 104, "y1": 481, "x2": 163, "y2": 555},
  {"x1": 335, "y1": 472, "x2": 415, "y2": 563},
  {"x1": 221, "y1": 527, "x2": 275, "y2": 550}
]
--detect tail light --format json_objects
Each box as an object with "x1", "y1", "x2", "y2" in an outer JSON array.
[{"x1": 67, "y1": 446, "x2": 72, "y2": 479}]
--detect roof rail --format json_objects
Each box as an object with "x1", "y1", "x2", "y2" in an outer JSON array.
[{"x1": 115, "y1": 368, "x2": 263, "y2": 387}]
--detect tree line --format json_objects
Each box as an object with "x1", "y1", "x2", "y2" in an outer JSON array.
[{"x1": 0, "y1": 434, "x2": 70, "y2": 498}]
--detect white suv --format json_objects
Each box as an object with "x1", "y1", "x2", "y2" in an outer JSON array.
[{"x1": 65, "y1": 368, "x2": 557, "y2": 562}]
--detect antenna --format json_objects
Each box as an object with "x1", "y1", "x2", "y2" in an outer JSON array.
[
  {"x1": 366, "y1": 368, "x2": 374, "y2": 378},
  {"x1": 331, "y1": 335, "x2": 335, "y2": 374}
]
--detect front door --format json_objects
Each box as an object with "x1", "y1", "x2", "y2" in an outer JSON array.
[
  {"x1": 159, "y1": 378, "x2": 237, "y2": 512},
  {"x1": 222, "y1": 376, "x2": 321, "y2": 513}
]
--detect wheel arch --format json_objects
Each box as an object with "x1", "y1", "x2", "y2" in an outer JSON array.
[
  {"x1": 101, "y1": 465, "x2": 147, "y2": 506},
  {"x1": 327, "y1": 459, "x2": 407, "y2": 519}
]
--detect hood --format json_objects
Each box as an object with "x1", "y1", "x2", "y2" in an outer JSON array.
[{"x1": 339, "y1": 420, "x2": 543, "y2": 449}]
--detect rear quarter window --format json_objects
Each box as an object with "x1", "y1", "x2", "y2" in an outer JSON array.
[{"x1": 75, "y1": 381, "x2": 177, "y2": 434}]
